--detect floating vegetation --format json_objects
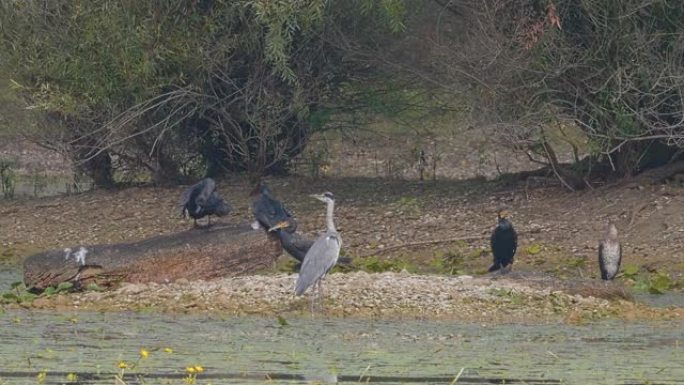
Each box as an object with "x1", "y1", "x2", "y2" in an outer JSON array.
[{"x1": 0, "y1": 281, "x2": 37, "y2": 304}]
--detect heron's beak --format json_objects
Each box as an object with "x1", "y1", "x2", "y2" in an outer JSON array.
[
  {"x1": 310, "y1": 193, "x2": 326, "y2": 202},
  {"x1": 498, "y1": 210, "x2": 509, "y2": 219},
  {"x1": 268, "y1": 221, "x2": 290, "y2": 232}
]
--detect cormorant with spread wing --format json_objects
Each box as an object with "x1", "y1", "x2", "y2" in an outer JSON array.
[{"x1": 180, "y1": 178, "x2": 231, "y2": 226}]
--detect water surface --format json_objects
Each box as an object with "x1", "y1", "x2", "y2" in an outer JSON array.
[{"x1": 0, "y1": 311, "x2": 682, "y2": 384}]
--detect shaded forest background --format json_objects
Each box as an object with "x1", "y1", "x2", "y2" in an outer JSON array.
[{"x1": 1, "y1": 0, "x2": 683, "y2": 189}]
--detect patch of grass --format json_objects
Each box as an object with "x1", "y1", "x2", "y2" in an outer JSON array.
[
  {"x1": 565, "y1": 256, "x2": 586, "y2": 268},
  {"x1": 487, "y1": 288, "x2": 528, "y2": 306},
  {"x1": 393, "y1": 196, "x2": 422, "y2": 215},
  {"x1": 631, "y1": 270, "x2": 677, "y2": 294},
  {"x1": 647, "y1": 272, "x2": 673, "y2": 294},
  {"x1": 622, "y1": 264, "x2": 640, "y2": 280},
  {"x1": 0, "y1": 158, "x2": 16, "y2": 199},
  {"x1": 42, "y1": 282, "x2": 75, "y2": 296},
  {"x1": 277, "y1": 258, "x2": 300, "y2": 273},
  {"x1": 431, "y1": 249, "x2": 466, "y2": 275},
  {"x1": 525, "y1": 243, "x2": 542, "y2": 255},
  {"x1": 353, "y1": 255, "x2": 415, "y2": 273}
]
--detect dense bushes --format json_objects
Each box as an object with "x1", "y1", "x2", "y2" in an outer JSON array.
[{"x1": 0, "y1": 0, "x2": 404, "y2": 184}]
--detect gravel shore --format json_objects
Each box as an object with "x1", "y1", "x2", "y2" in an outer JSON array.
[{"x1": 23, "y1": 271, "x2": 681, "y2": 323}]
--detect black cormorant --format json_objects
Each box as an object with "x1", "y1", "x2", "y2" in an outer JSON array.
[
  {"x1": 269, "y1": 221, "x2": 315, "y2": 262},
  {"x1": 251, "y1": 181, "x2": 297, "y2": 233},
  {"x1": 180, "y1": 178, "x2": 231, "y2": 226},
  {"x1": 599, "y1": 222, "x2": 622, "y2": 280},
  {"x1": 489, "y1": 209, "x2": 518, "y2": 273}
]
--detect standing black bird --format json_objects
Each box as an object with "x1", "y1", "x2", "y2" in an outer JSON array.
[
  {"x1": 489, "y1": 209, "x2": 518, "y2": 273},
  {"x1": 251, "y1": 181, "x2": 297, "y2": 233},
  {"x1": 598, "y1": 222, "x2": 622, "y2": 280},
  {"x1": 180, "y1": 178, "x2": 231, "y2": 226}
]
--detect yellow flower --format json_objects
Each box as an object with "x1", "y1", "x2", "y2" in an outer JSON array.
[
  {"x1": 36, "y1": 370, "x2": 47, "y2": 385},
  {"x1": 194, "y1": 365, "x2": 204, "y2": 373},
  {"x1": 163, "y1": 347, "x2": 174, "y2": 353},
  {"x1": 140, "y1": 348, "x2": 149, "y2": 359},
  {"x1": 186, "y1": 367, "x2": 196, "y2": 374},
  {"x1": 118, "y1": 361, "x2": 129, "y2": 369}
]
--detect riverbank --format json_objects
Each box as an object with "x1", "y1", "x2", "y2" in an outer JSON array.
[{"x1": 9, "y1": 271, "x2": 679, "y2": 323}]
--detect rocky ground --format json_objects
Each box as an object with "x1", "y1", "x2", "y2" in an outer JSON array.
[{"x1": 17, "y1": 271, "x2": 681, "y2": 323}]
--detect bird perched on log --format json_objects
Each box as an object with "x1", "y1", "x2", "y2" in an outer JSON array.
[
  {"x1": 251, "y1": 181, "x2": 297, "y2": 233},
  {"x1": 489, "y1": 209, "x2": 518, "y2": 273},
  {"x1": 599, "y1": 222, "x2": 622, "y2": 280},
  {"x1": 180, "y1": 178, "x2": 231, "y2": 226},
  {"x1": 295, "y1": 192, "x2": 341, "y2": 311},
  {"x1": 268, "y1": 221, "x2": 315, "y2": 262}
]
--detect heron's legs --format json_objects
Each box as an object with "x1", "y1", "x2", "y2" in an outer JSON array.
[
  {"x1": 318, "y1": 279, "x2": 324, "y2": 309},
  {"x1": 309, "y1": 279, "x2": 326, "y2": 314},
  {"x1": 309, "y1": 282, "x2": 317, "y2": 314}
]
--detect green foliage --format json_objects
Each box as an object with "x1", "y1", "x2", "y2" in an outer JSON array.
[
  {"x1": 648, "y1": 273, "x2": 673, "y2": 295},
  {"x1": 565, "y1": 256, "x2": 586, "y2": 268},
  {"x1": 431, "y1": 250, "x2": 465, "y2": 275},
  {"x1": 56, "y1": 282, "x2": 74, "y2": 292},
  {"x1": 487, "y1": 288, "x2": 525, "y2": 305},
  {"x1": 393, "y1": 196, "x2": 421, "y2": 215},
  {"x1": 276, "y1": 314, "x2": 289, "y2": 327},
  {"x1": 449, "y1": 0, "x2": 684, "y2": 178},
  {"x1": 0, "y1": 282, "x2": 37, "y2": 304},
  {"x1": 85, "y1": 283, "x2": 105, "y2": 292},
  {"x1": 0, "y1": 0, "x2": 411, "y2": 181},
  {"x1": 622, "y1": 264, "x2": 640, "y2": 280},
  {"x1": 41, "y1": 281, "x2": 76, "y2": 296},
  {"x1": 631, "y1": 270, "x2": 675, "y2": 294},
  {"x1": 0, "y1": 158, "x2": 16, "y2": 199},
  {"x1": 526, "y1": 244, "x2": 542, "y2": 255},
  {"x1": 355, "y1": 255, "x2": 396, "y2": 273},
  {"x1": 353, "y1": 255, "x2": 414, "y2": 273}
]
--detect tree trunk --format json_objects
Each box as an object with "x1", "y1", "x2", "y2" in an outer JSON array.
[{"x1": 23, "y1": 224, "x2": 281, "y2": 292}]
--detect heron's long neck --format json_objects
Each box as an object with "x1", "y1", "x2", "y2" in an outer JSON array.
[{"x1": 326, "y1": 200, "x2": 336, "y2": 233}]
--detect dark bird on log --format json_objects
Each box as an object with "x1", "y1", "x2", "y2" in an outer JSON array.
[
  {"x1": 180, "y1": 178, "x2": 231, "y2": 226},
  {"x1": 489, "y1": 209, "x2": 518, "y2": 273},
  {"x1": 295, "y1": 192, "x2": 341, "y2": 312},
  {"x1": 251, "y1": 181, "x2": 297, "y2": 233},
  {"x1": 269, "y1": 222, "x2": 315, "y2": 262},
  {"x1": 599, "y1": 222, "x2": 622, "y2": 280}
]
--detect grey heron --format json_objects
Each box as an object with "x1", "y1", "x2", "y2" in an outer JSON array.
[
  {"x1": 180, "y1": 178, "x2": 232, "y2": 226},
  {"x1": 251, "y1": 181, "x2": 297, "y2": 233},
  {"x1": 489, "y1": 209, "x2": 518, "y2": 273},
  {"x1": 599, "y1": 222, "x2": 622, "y2": 280},
  {"x1": 295, "y1": 192, "x2": 341, "y2": 311}
]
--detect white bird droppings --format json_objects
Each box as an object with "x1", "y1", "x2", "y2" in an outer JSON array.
[
  {"x1": 65, "y1": 246, "x2": 88, "y2": 266},
  {"x1": 73, "y1": 247, "x2": 88, "y2": 266}
]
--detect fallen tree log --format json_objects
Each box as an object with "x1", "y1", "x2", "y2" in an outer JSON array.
[{"x1": 23, "y1": 223, "x2": 281, "y2": 291}]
